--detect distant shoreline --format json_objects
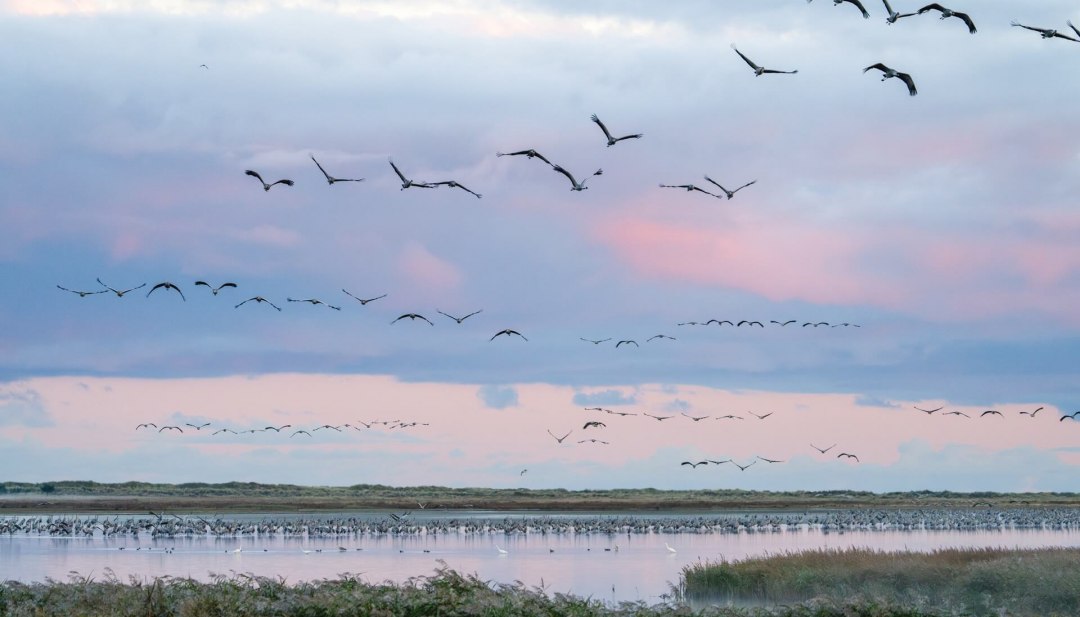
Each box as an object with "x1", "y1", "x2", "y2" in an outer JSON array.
[{"x1": 2, "y1": 481, "x2": 1078, "y2": 514}]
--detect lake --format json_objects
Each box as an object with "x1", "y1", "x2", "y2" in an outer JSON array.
[{"x1": 4, "y1": 511, "x2": 1080, "y2": 604}]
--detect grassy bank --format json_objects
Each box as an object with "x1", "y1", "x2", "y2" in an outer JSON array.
[
  {"x1": 0, "y1": 566, "x2": 954, "y2": 617},
  {"x1": 2, "y1": 481, "x2": 1077, "y2": 513},
  {"x1": 677, "y1": 547, "x2": 1080, "y2": 617}
]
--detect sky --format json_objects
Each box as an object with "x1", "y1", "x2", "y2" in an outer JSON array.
[{"x1": 2, "y1": 0, "x2": 1079, "y2": 492}]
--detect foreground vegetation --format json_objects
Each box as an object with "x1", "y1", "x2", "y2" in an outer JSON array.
[
  {"x1": 2, "y1": 481, "x2": 1077, "y2": 513},
  {"x1": 0, "y1": 564, "x2": 978, "y2": 617},
  {"x1": 677, "y1": 547, "x2": 1080, "y2": 617}
]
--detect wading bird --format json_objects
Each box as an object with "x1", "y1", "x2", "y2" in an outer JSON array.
[
  {"x1": 310, "y1": 154, "x2": 364, "y2": 184},
  {"x1": 658, "y1": 183, "x2": 721, "y2": 198},
  {"x1": 590, "y1": 114, "x2": 642, "y2": 147},
  {"x1": 96, "y1": 278, "x2": 145, "y2": 297},
  {"x1": 1011, "y1": 21, "x2": 1080, "y2": 42},
  {"x1": 245, "y1": 170, "x2": 294, "y2": 191},
  {"x1": 552, "y1": 165, "x2": 602, "y2": 191},
  {"x1": 288, "y1": 298, "x2": 341, "y2": 310},
  {"x1": 882, "y1": 0, "x2": 916, "y2": 23},
  {"x1": 194, "y1": 281, "x2": 237, "y2": 295},
  {"x1": 811, "y1": 443, "x2": 836, "y2": 454},
  {"x1": 580, "y1": 337, "x2": 612, "y2": 345},
  {"x1": 665, "y1": 542, "x2": 677, "y2": 553},
  {"x1": 147, "y1": 282, "x2": 186, "y2": 301},
  {"x1": 432, "y1": 180, "x2": 482, "y2": 199},
  {"x1": 704, "y1": 176, "x2": 757, "y2": 199},
  {"x1": 495, "y1": 149, "x2": 555, "y2": 166},
  {"x1": 438, "y1": 309, "x2": 483, "y2": 323},
  {"x1": 57, "y1": 285, "x2": 107, "y2": 297},
  {"x1": 583, "y1": 421, "x2": 606, "y2": 430},
  {"x1": 235, "y1": 296, "x2": 281, "y2": 311},
  {"x1": 547, "y1": 429, "x2": 572, "y2": 444},
  {"x1": 392, "y1": 313, "x2": 434, "y2": 325},
  {"x1": 342, "y1": 290, "x2": 387, "y2": 305},
  {"x1": 837, "y1": 452, "x2": 860, "y2": 462},
  {"x1": 917, "y1": 3, "x2": 976, "y2": 33},
  {"x1": 915, "y1": 406, "x2": 943, "y2": 415},
  {"x1": 730, "y1": 44, "x2": 798, "y2": 76},
  {"x1": 388, "y1": 158, "x2": 435, "y2": 190},
  {"x1": 864, "y1": 63, "x2": 918, "y2": 96},
  {"x1": 491, "y1": 329, "x2": 527, "y2": 341}
]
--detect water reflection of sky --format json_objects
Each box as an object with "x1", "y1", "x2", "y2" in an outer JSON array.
[{"x1": 4, "y1": 525, "x2": 1080, "y2": 603}]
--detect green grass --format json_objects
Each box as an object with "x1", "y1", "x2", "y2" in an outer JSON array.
[
  {"x1": 676, "y1": 547, "x2": 1080, "y2": 617},
  {"x1": 2, "y1": 481, "x2": 1077, "y2": 513},
  {"x1": 0, "y1": 565, "x2": 955, "y2": 617}
]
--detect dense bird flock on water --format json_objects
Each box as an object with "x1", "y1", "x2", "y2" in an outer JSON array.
[{"x1": 51, "y1": 2, "x2": 1080, "y2": 478}]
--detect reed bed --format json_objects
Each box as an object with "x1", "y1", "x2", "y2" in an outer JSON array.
[
  {"x1": 676, "y1": 546, "x2": 1080, "y2": 616},
  {"x1": 0, "y1": 564, "x2": 952, "y2": 617}
]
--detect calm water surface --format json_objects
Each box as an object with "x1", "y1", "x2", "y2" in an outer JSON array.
[{"x1": 4, "y1": 512, "x2": 1080, "y2": 604}]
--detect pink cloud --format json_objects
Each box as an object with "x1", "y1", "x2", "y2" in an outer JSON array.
[{"x1": 397, "y1": 243, "x2": 462, "y2": 297}]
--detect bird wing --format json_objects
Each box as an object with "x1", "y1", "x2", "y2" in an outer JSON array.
[
  {"x1": 552, "y1": 165, "x2": 579, "y2": 186},
  {"x1": 1052, "y1": 31, "x2": 1080, "y2": 42},
  {"x1": 269, "y1": 179, "x2": 294, "y2": 187},
  {"x1": 388, "y1": 158, "x2": 408, "y2": 182},
  {"x1": 732, "y1": 180, "x2": 757, "y2": 193},
  {"x1": 863, "y1": 63, "x2": 889, "y2": 74},
  {"x1": 898, "y1": 72, "x2": 918, "y2": 96},
  {"x1": 218, "y1": 283, "x2": 237, "y2": 290},
  {"x1": 311, "y1": 155, "x2": 333, "y2": 181},
  {"x1": 244, "y1": 170, "x2": 265, "y2": 184},
  {"x1": 848, "y1": 0, "x2": 870, "y2": 18},
  {"x1": 702, "y1": 175, "x2": 729, "y2": 194},
  {"x1": 955, "y1": 11, "x2": 976, "y2": 33},
  {"x1": 1010, "y1": 22, "x2": 1046, "y2": 35},
  {"x1": 730, "y1": 44, "x2": 761, "y2": 71},
  {"x1": 1069, "y1": 20, "x2": 1080, "y2": 38},
  {"x1": 917, "y1": 3, "x2": 945, "y2": 14},
  {"x1": 590, "y1": 114, "x2": 615, "y2": 141},
  {"x1": 613, "y1": 133, "x2": 643, "y2": 142},
  {"x1": 881, "y1": 0, "x2": 893, "y2": 12}
]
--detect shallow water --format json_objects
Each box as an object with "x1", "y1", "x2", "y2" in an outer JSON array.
[{"x1": 3, "y1": 514, "x2": 1080, "y2": 604}]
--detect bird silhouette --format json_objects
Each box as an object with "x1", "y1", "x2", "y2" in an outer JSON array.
[
  {"x1": 730, "y1": 44, "x2": 798, "y2": 76},
  {"x1": 288, "y1": 298, "x2": 341, "y2": 310},
  {"x1": 659, "y1": 183, "x2": 722, "y2": 198},
  {"x1": 580, "y1": 337, "x2": 612, "y2": 345},
  {"x1": 96, "y1": 278, "x2": 145, "y2": 297},
  {"x1": 1060, "y1": 411, "x2": 1080, "y2": 422},
  {"x1": 235, "y1": 296, "x2": 281, "y2": 311},
  {"x1": 552, "y1": 165, "x2": 602, "y2": 191},
  {"x1": 704, "y1": 176, "x2": 757, "y2": 199},
  {"x1": 647, "y1": 334, "x2": 676, "y2": 342},
  {"x1": 737, "y1": 320, "x2": 765, "y2": 328},
  {"x1": 980, "y1": 410, "x2": 1003, "y2": 417},
  {"x1": 837, "y1": 452, "x2": 860, "y2": 462},
  {"x1": 944, "y1": 411, "x2": 971, "y2": 418},
  {"x1": 147, "y1": 282, "x2": 185, "y2": 301},
  {"x1": 582, "y1": 421, "x2": 606, "y2": 430},
  {"x1": 757, "y1": 456, "x2": 785, "y2": 463},
  {"x1": 811, "y1": 443, "x2": 836, "y2": 454},
  {"x1": 680, "y1": 461, "x2": 709, "y2": 468},
  {"x1": 245, "y1": 170, "x2": 294, "y2": 191},
  {"x1": 590, "y1": 114, "x2": 642, "y2": 146},
  {"x1": 1020, "y1": 407, "x2": 1044, "y2": 418},
  {"x1": 577, "y1": 438, "x2": 609, "y2": 445},
  {"x1": 733, "y1": 460, "x2": 757, "y2": 471},
  {"x1": 57, "y1": 285, "x2": 107, "y2": 297},
  {"x1": 495, "y1": 149, "x2": 555, "y2": 166},
  {"x1": 491, "y1": 329, "x2": 527, "y2": 341},
  {"x1": 546, "y1": 429, "x2": 572, "y2": 443},
  {"x1": 388, "y1": 158, "x2": 435, "y2": 190},
  {"x1": 194, "y1": 281, "x2": 237, "y2": 295},
  {"x1": 749, "y1": 411, "x2": 774, "y2": 420},
  {"x1": 135, "y1": 423, "x2": 158, "y2": 430},
  {"x1": 615, "y1": 339, "x2": 639, "y2": 348},
  {"x1": 1011, "y1": 21, "x2": 1080, "y2": 42},
  {"x1": 158, "y1": 425, "x2": 183, "y2": 433},
  {"x1": 864, "y1": 63, "x2": 918, "y2": 96},
  {"x1": 917, "y1": 3, "x2": 976, "y2": 33},
  {"x1": 310, "y1": 154, "x2": 364, "y2": 184},
  {"x1": 437, "y1": 309, "x2": 483, "y2": 323},
  {"x1": 915, "y1": 406, "x2": 943, "y2": 415},
  {"x1": 185, "y1": 422, "x2": 211, "y2": 430},
  {"x1": 342, "y1": 290, "x2": 387, "y2": 305},
  {"x1": 290, "y1": 430, "x2": 312, "y2": 437},
  {"x1": 682, "y1": 413, "x2": 710, "y2": 422},
  {"x1": 881, "y1": 0, "x2": 917, "y2": 23},
  {"x1": 393, "y1": 313, "x2": 434, "y2": 326},
  {"x1": 432, "y1": 180, "x2": 482, "y2": 199},
  {"x1": 770, "y1": 320, "x2": 797, "y2": 326},
  {"x1": 644, "y1": 412, "x2": 674, "y2": 421}
]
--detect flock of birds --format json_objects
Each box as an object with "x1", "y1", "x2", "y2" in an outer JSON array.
[{"x1": 135, "y1": 419, "x2": 429, "y2": 438}]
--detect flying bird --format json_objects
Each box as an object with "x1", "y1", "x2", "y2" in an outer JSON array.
[
  {"x1": 863, "y1": 63, "x2": 918, "y2": 96},
  {"x1": 388, "y1": 158, "x2": 435, "y2": 190},
  {"x1": 980, "y1": 410, "x2": 1003, "y2": 417},
  {"x1": 158, "y1": 425, "x2": 183, "y2": 433},
  {"x1": 577, "y1": 438, "x2": 609, "y2": 445},
  {"x1": 580, "y1": 337, "x2": 612, "y2": 345},
  {"x1": 57, "y1": 285, "x2": 107, "y2": 297},
  {"x1": 837, "y1": 452, "x2": 860, "y2": 462},
  {"x1": 392, "y1": 313, "x2": 435, "y2": 326},
  {"x1": 915, "y1": 406, "x2": 943, "y2": 415},
  {"x1": 615, "y1": 340, "x2": 639, "y2": 348},
  {"x1": 96, "y1": 278, "x2": 145, "y2": 297},
  {"x1": 730, "y1": 44, "x2": 798, "y2": 76},
  {"x1": 495, "y1": 149, "x2": 555, "y2": 166},
  {"x1": 829, "y1": 0, "x2": 871, "y2": 19},
  {"x1": 437, "y1": 309, "x2": 483, "y2": 323},
  {"x1": 917, "y1": 3, "x2": 976, "y2": 33},
  {"x1": 491, "y1": 329, "x2": 527, "y2": 341},
  {"x1": 245, "y1": 170, "x2": 294, "y2": 191},
  {"x1": 811, "y1": 443, "x2": 836, "y2": 454},
  {"x1": 647, "y1": 334, "x2": 676, "y2": 342},
  {"x1": 590, "y1": 114, "x2": 643, "y2": 147},
  {"x1": 1060, "y1": 411, "x2": 1080, "y2": 422},
  {"x1": 704, "y1": 176, "x2": 757, "y2": 199},
  {"x1": 749, "y1": 412, "x2": 774, "y2": 420},
  {"x1": 194, "y1": 281, "x2": 237, "y2": 295},
  {"x1": 682, "y1": 413, "x2": 711, "y2": 422},
  {"x1": 756, "y1": 456, "x2": 785, "y2": 464},
  {"x1": 264, "y1": 425, "x2": 292, "y2": 432},
  {"x1": 707, "y1": 319, "x2": 734, "y2": 326},
  {"x1": 1020, "y1": 407, "x2": 1044, "y2": 417},
  {"x1": 733, "y1": 460, "x2": 757, "y2": 471},
  {"x1": 583, "y1": 421, "x2": 606, "y2": 430},
  {"x1": 882, "y1": 0, "x2": 917, "y2": 23},
  {"x1": 737, "y1": 320, "x2": 764, "y2": 328},
  {"x1": 185, "y1": 422, "x2": 211, "y2": 430},
  {"x1": 552, "y1": 165, "x2": 602, "y2": 191},
  {"x1": 1011, "y1": 21, "x2": 1080, "y2": 42},
  {"x1": 681, "y1": 461, "x2": 709, "y2": 468},
  {"x1": 944, "y1": 411, "x2": 970, "y2": 418},
  {"x1": 310, "y1": 154, "x2": 364, "y2": 184},
  {"x1": 715, "y1": 414, "x2": 744, "y2": 420},
  {"x1": 432, "y1": 180, "x2": 482, "y2": 199},
  {"x1": 290, "y1": 430, "x2": 312, "y2": 437},
  {"x1": 342, "y1": 290, "x2": 387, "y2": 305},
  {"x1": 212, "y1": 428, "x2": 238, "y2": 435},
  {"x1": 547, "y1": 429, "x2": 572, "y2": 443},
  {"x1": 1070, "y1": 20, "x2": 1080, "y2": 39},
  {"x1": 658, "y1": 183, "x2": 722, "y2": 198},
  {"x1": 288, "y1": 298, "x2": 341, "y2": 310},
  {"x1": 135, "y1": 423, "x2": 158, "y2": 430},
  {"x1": 147, "y1": 282, "x2": 186, "y2": 301},
  {"x1": 605, "y1": 409, "x2": 637, "y2": 417},
  {"x1": 643, "y1": 412, "x2": 674, "y2": 421},
  {"x1": 770, "y1": 320, "x2": 797, "y2": 326},
  {"x1": 235, "y1": 296, "x2": 281, "y2": 311}
]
